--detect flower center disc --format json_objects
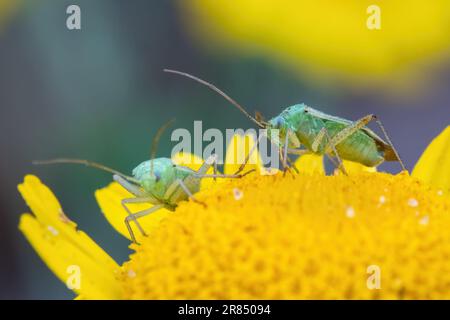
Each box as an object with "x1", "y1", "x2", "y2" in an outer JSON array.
[{"x1": 121, "y1": 172, "x2": 450, "y2": 299}]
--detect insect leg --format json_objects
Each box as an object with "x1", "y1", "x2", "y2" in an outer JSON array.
[
  {"x1": 285, "y1": 157, "x2": 299, "y2": 174},
  {"x1": 196, "y1": 154, "x2": 218, "y2": 181},
  {"x1": 127, "y1": 204, "x2": 165, "y2": 220},
  {"x1": 278, "y1": 129, "x2": 299, "y2": 175},
  {"x1": 311, "y1": 127, "x2": 347, "y2": 175},
  {"x1": 323, "y1": 128, "x2": 348, "y2": 175},
  {"x1": 121, "y1": 197, "x2": 158, "y2": 243},
  {"x1": 194, "y1": 170, "x2": 254, "y2": 179},
  {"x1": 212, "y1": 155, "x2": 218, "y2": 181},
  {"x1": 287, "y1": 148, "x2": 310, "y2": 156},
  {"x1": 285, "y1": 149, "x2": 309, "y2": 173},
  {"x1": 113, "y1": 174, "x2": 148, "y2": 197},
  {"x1": 114, "y1": 174, "x2": 161, "y2": 241},
  {"x1": 125, "y1": 204, "x2": 165, "y2": 243},
  {"x1": 278, "y1": 148, "x2": 287, "y2": 171},
  {"x1": 195, "y1": 154, "x2": 255, "y2": 178},
  {"x1": 233, "y1": 133, "x2": 265, "y2": 175},
  {"x1": 325, "y1": 154, "x2": 343, "y2": 173},
  {"x1": 196, "y1": 154, "x2": 216, "y2": 175},
  {"x1": 328, "y1": 114, "x2": 374, "y2": 147},
  {"x1": 279, "y1": 148, "x2": 295, "y2": 176},
  {"x1": 311, "y1": 128, "x2": 327, "y2": 152},
  {"x1": 283, "y1": 130, "x2": 289, "y2": 170},
  {"x1": 372, "y1": 116, "x2": 407, "y2": 171},
  {"x1": 278, "y1": 130, "x2": 289, "y2": 175}
]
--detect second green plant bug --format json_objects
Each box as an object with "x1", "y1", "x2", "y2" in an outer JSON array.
[{"x1": 164, "y1": 69, "x2": 406, "y2": 174}]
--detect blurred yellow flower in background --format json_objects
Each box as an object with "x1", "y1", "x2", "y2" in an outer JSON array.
[
  {"x1": 18, "y1": 127, "x2": 450, "y2": 299},
  {"x1": 180, "y1": 0, "x2": 450, "y2": 85}
]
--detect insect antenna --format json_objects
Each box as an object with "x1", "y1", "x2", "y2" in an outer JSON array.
[
  {"x1": 32, "y1": 158, "x2": 140, "y2": 183},
  {"x1": 149, "y1": 118, "x2": 176, "y2": 176},
  {"x1": 164, "y1": 69, "x2": 265, "y2": 128}
]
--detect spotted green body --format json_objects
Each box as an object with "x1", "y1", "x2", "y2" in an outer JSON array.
[{"x1": 267, "y1": 104, "x2": 398, "y2": 167}]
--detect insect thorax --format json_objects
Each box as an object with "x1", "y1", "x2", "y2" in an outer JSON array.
[{"x1": 267, "y1": 104, "x2": 310, "y2": 148}]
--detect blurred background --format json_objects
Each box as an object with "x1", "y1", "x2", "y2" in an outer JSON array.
[{"x1": 0, "y1": 0, "x2": 449, "y2": 299}]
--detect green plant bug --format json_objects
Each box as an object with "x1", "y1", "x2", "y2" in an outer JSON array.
[{"x1": 164, "y1": 69, "x2": 406, "y2": 175}]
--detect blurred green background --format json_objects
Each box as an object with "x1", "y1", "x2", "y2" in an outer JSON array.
[{"x1": 0, "y1": 0, "x2": 449, "y2": 299}]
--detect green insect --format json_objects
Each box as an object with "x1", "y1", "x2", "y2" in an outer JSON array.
[
  {"x1": 164, "y1": 69, "x2": 406, "y2": 175},
  {"x1": 34, "y1": 120, "x2": 252, "y2": 243}
]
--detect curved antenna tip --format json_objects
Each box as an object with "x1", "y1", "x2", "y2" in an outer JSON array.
[{"x1": 163, "y1": 68, "x2": 265, "y2": 128}]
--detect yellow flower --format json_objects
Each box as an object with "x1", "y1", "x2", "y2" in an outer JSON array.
[
  {"x1": 18, "y1": 175, "x2": 121, "y2": 299},
  {"x1": 412, "y1": 126, "x2": 450, "y2": 192},
  {"x1": 19, "y1": 128, "x2": 450, "y2": 299},
  {"x1": 179, "y1": 0, "x2": 450, "y2": 85}
]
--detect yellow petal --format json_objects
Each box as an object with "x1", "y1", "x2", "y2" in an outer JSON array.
[
  {"x1": 412, "y1": 126, "x2": 450, "y2": 191},
  {"x1": 18, "y1": 175, "x2": 121, "y2": 299},
  {"x1": 224, "y1": 134, "x2": 264, "y2": 175},
  {"x1": 340, "y1": 160, "x2": 377, "y2": 175},
  {"x1": 95, "y1": 182, "x2": 171, "y2": 241},
  {"x1": 294, "y1": 154, "x2": 325, "y2": 174}
]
